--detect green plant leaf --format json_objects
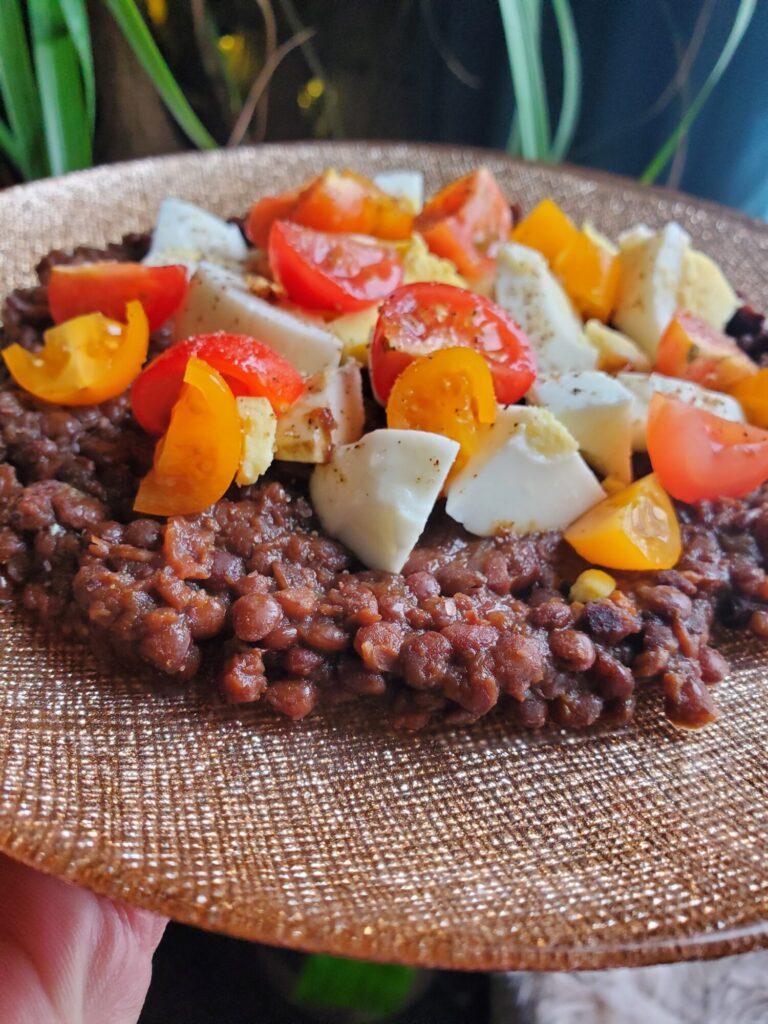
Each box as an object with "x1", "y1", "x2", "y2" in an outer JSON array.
[
  {"x1": 294, "y1": 954, "x2": 417, "y2": 1016},
  {"x1": 28, "y1": 0, "x2": 92, "y2": 175},
  {"x1": 0, "y1": 119, "x2": 21, "y2": 170},
  {"x1": 641, "y1": 0, "x2": 756, "y2": 184},
  {"x1": 0, "y1": 0, "x2": 48, "y2": 179},
  {"x1": 498, "y1": 0, "x2": 551, "y2": 160},
  {"x1": 104, "y1": 0, "x2": 217, "y2": 149},
  {"x1": 550, "y1": 0, "x2": 581, "y2": 160},
  {"x1": 57, "y1": 0, "x2": 96, "y2": 132}
]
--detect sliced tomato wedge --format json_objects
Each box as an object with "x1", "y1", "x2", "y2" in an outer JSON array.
[
  {"x1": 131, "y1": 332, "x2": 306, "y2": 436},
  {"x1": 370, "y1": 282, "x2": 536, "y2": 405},
  {"x1": 647, "y1": 393, "x2": 768, "y2": 503},
  {"x1": 246, "y1": 169, "x2": 413, "y2": 248},
  {"x1": 48, "y1": 262, "x2": 188, "y2": 332},
  {"x1": 414, "y1": 168, "x2": 511, "y2": 282},
  {"x1": 268, "y1": 220, "x2": 403, "y2": 313}
]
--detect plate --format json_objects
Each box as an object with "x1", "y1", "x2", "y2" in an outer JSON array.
[{"x1": 1, "y1": 143, "x2": 768, "y2": 971}]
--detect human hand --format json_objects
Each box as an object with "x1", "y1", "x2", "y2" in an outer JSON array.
[{"x1": 0, "y1": 853, "x2": 167, "y2": 1024}]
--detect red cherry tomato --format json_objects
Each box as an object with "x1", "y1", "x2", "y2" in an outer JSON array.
[
  {"x1": 246, "y1": 169, "x2": 413, "y2": 248},
  {"x1": 414, "y1": 168, "x2": 512, "y2": 282},
  {"x1": 131, "y1": 332, "x2": 306, "y2": 436},
  {"x1": 370, "y1": 282, "x2": 536, "y2": 405},
  {"x1": 268, "y1": 220, "x2": 403, "y2": 313},
  {"x1": 48, "y1": 262, "x2": 188, "y2": 332},
  {"x1": 647, "y1": 393, "x2": 768, "y2": 503}
]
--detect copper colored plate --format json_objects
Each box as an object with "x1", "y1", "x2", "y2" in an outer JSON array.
[{"x1": 1, "y1": 143, "x2": 768, "y2": 972}]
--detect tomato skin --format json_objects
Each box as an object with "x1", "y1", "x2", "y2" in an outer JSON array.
[
  {"x1": 131, "y1": 332, "x2": 306, "y2": 436},
  {"x1": 656, "y1": 312, "x2": 757, "y2": 392},
  {"x1": 414, "y1": 168, "x2": 511, "y2": 282},
  {"x1": 48, "y1": 262, "x2": 188, "y2": 332},
  {"x1": 246, "y1": 169, "x2": 413, "y2": 248},
  {"x1": 268, "y1": 220, "x2": 403, "y2": 313},
  {"x1": 370, "y1": 282, "x2": 536, "y2": 405},
  {"x1": 647, "y1": 393, "x2": 768, "y2": 503}
]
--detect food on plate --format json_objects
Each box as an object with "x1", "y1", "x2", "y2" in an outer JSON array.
[{"x1": 2, "y1": 164, "x2": 768, "y2": 733}]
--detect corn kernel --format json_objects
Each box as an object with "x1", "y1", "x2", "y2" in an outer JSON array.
[{"x1": 569, "y1": 569, "x2": 616, "y2": 604}]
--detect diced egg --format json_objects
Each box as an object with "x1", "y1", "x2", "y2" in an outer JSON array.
[
  {"x1": 584, "y1": 320, "x2": 651, "y2": 373},
  {"x1": 276, "y1": 362, "x2": 364, "y2": 463},
  {"x1": 582, "y1": 220, "x2": 618, "y2": 256},
  {"x1": 445, "y1": 406, "x2": 605, "y2": 537},
  {"x1": 495, "y1": 243, "x2": 597, "y2": 373},
  {"x1": 678, "y1": 249, "x2": 739, "y2": 330},
  {"x1": 527, "y1": 370, "x2": 634, "y2": 482},
  {"x1": 613, "y1": 222, "x2": 690, "y2": 357},
  {"x1": 236, "y1": 397, "x2": 276, "y2": 486},
  {"x1": 143, "y1": 198, "x2": 247, "y2": 273},
  {"x1": 618, "y1": 371, "x2": 745, "y2": 450},
  {"x1": 373, "y1": 170, "x2": 425, "y2": 213},
  {"x1": 174, "y1": 262, "x2": 342, "y2": 375},
  {"x1": 310, "y1": 429, "x2": 459, "y2": 573}
]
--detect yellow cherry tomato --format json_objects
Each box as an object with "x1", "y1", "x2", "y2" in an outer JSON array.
[
  {"x1": 386, "y1": 346, "x2": 497, "y2": 478},
  {"x1": 728, "y1": 368, "x2": 768, "y2": 428},
  {"x1": 511, "y1": 198, "x2": 619, "y2": 321},
  {"x1": 2, "y1": 300, "x2": 149, "y2": 405},
  {"x1": 134, "y1": 357, "x2": 242, "y2": 517},
  {"x1": 564, "y1": 473, "x2": 681, "y2": 571}
]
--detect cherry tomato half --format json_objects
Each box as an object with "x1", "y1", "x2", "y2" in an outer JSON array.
[
  {"x1": 414, "y1": 168, "x2": 511, "y2": 282},
  {"x1": 246, "y1": 169, "x2": 413, "y2": 248},
  {"x1": 647, "y1": 393, "x2": 768, "y2": 503},
  {"x1": 49, "y1": 262, "x2": 188, "y2": 332},
  {"x1": 268, "y1": 220, "x2": 403, "y2": 313},
  {"x1": 131, "y1": 332, "x2": 306, "y2": 436},
  {"x1": 133, "y1": 357, "x2": 242, "y2": 517},
  {"x1": 655, "y1": 311, "x2": 757, "y2": 392},
  {"x1": 370, "y1": 282, "x2": 536, "y2": 405}
]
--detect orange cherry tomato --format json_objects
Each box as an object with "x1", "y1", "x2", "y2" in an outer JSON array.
[
  {"x1": 2, "y1": 300, "x2": 149, "y2": 406},
  {"x1": 511, "y1": 199, "x2": 619, "y2": 321},
  {"x1": 131, "y1": 332, "x2": 305, "y2": 436},
  {"x1": 48, "y1": 261, "x2": 188, "y2": 332},
  {"x1": 386, "y1": 346, "x2": 497, "y2": 478},
  {"x1": 246, "y1": 169, "x2": 413, "y2": 248},
  {"x1": 729, "y1": 368, "x2": 768, "y2": 428},
  {"x1": 414, "y1": 168, "x2": 511, "y2": 283},
  {"x1": 656, "y1": 312, "x2": 757, "y2": 391},
  {"x1": 268, "y1": 220, "x2": 403, "y2": 312},
  {"x1": 134, "y1": 357, "x2": 241, "y2": 516},
  {"x1": 564, "y1": 474, "x2": 681, "y2": 571},
  {"x1": 647, "y1": 393, "x2": 768, "y2": 503},
  {"x1": 370, "y1": 282, "x2": 537, "y2": 405}
]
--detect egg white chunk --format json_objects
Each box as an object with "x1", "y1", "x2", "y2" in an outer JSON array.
[
  {"x1": 174, "y1": 262, "x2": 342, "y2": 375},
  {"x1": 310, "y1": 429, "x2": 459, "y2": 573},
  {"x1": 528, "y1": 371, "x2": 634, "y2": 482},
  {"x1": 446, "y1": 406, "x2": 605, "y2": 537},
  {"x1": 236, "y1": 397, "x2": 276, "y2": 486},
  {"x1": 373, "y1": 170, "x2": 425, "y2": 213},
  {"x1": 276, "y1": 362, "x2": 364, "y2": 463},
  {"x1": 613, "y1": 222, "x2": 690, "y2": 357},
  {"x1": 495, "y1": 243, "x2": 597, "y2": 373},
  {"x1": 584, "y1": 319, "x2": 651, "y2": 373},
  {"x1": 618, "y1": 371, "x2": 745, "y2": 451},
  {"x1": 143, "y1": 198, "x2": 248, "y2": 273}
]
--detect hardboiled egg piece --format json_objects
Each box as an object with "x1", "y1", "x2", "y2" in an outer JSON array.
[
  {"x1": 143, "y1": 198, "x2": 248, "y2": 273},
  {"x1": 678, "y1": 248, "x2": 739, "y2": 331},
  {"x1": 174, "y1": 261, "x2": 342, "y2": 375},
  {"x1": 528, "y1": 371, "x2": 634, "y2": 482},
  {"x1": 275, "y1": 362, "x2": 364, "y2": 463},
  {"x1": 618, "y1": 371, "x2": 745, "y2": 451},
  {"x1": 373, "y1": 170, "x2": 425, "y2": 213},
  {"x1": 584, "y1": 319, "x2": 651, "y2": 373},
  {"x1": 495, "y1": 243, "x2": 597, "y2": 373},
  {"x1": 310, "y1": 429, "x2": 459, "y2": 573},
  {"x1": 613, "y1": 222, "x2": 690, "y2": 358},
  {"x1": 445, "y1": 406, "x2": 605, "y2": 537},
  {"x1": 236, "y1": 397, "x2": 277, "y2": 486}
]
